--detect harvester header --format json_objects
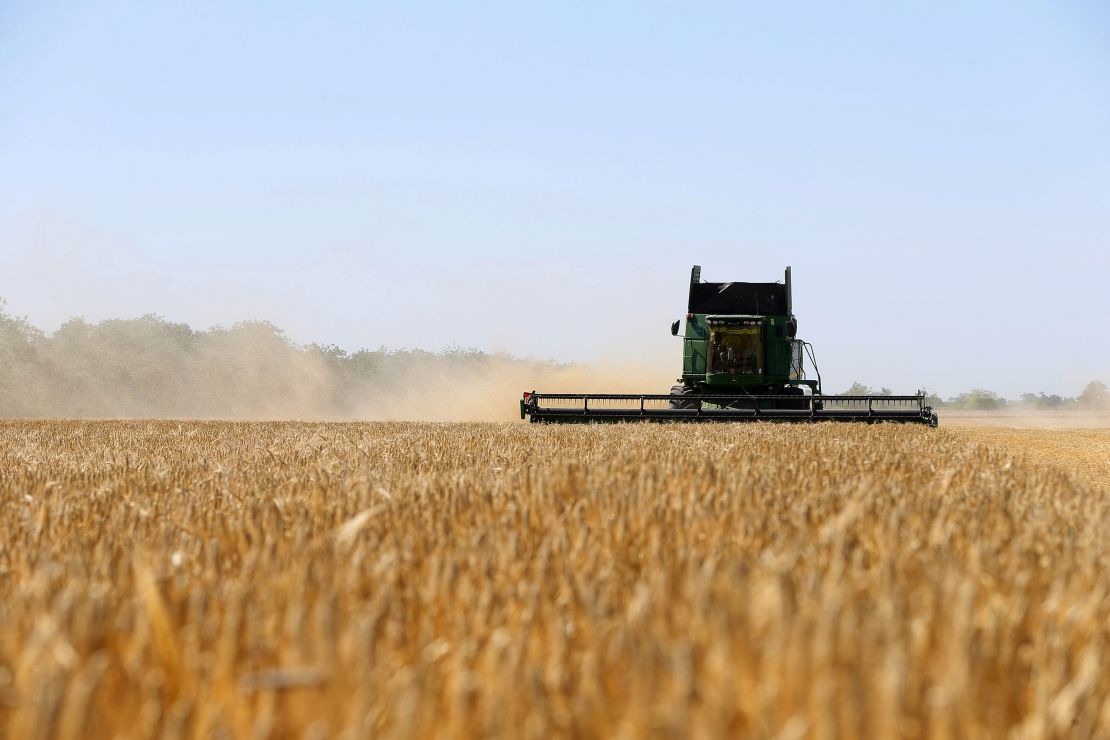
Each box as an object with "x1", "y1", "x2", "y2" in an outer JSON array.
[{"x1": 520, "y1": 265, "x2": 937, "y2": 426}]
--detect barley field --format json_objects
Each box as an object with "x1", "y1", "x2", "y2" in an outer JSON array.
[{"x1": 1, "y1": 421, "x2": 1108, "y2": 739}]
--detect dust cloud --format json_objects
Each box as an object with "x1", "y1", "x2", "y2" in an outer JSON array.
[
  {"x1": 0, "y1": 305, "x2": 671, "y2": 421},
  {"x1": 354, "y1": 359, "x2": 669, "y2": 422}
]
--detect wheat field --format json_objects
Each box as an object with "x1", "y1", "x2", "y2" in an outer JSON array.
[{"x1": 1, "y1": 420, "x2": 1108, "y2": 739}]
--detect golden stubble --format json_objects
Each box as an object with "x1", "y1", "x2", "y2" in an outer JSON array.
[
  {"x1": 0, "y1": 421, "x2": 1108, "y2": 738},
  {"x1": 948, "y1": 426, "x2": 1110, "y2": 494}
]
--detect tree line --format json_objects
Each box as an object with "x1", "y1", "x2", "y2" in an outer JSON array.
[
  {"x1": 839, "y1": 381, "x2": 1109, "y2": 410},
  {"x1": 0, "y1": 299, "x2": 567, "y2": 418}
]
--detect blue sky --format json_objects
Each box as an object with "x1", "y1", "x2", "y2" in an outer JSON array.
[{"x1": 2, "y1": 1, "x2": 1108, "y2": 397}]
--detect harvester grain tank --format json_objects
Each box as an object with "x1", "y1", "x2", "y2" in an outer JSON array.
[{"x1": 520, "y1": 265, "x2": 938, "y2": 425}]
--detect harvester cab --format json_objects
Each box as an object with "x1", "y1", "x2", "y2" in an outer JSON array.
[
  {"x1": 674, "y1": 265, "x2": 815, "y2": 401},
  {"x1": 520, "y1": 265, "x2": 937, "y2": 426}
]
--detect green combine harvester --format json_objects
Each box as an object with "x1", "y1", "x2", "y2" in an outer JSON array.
[{"x1": 520, "y1": 265, "x2": 938, "y2": 426}]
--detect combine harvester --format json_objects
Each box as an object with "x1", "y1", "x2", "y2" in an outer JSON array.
[{"x1": 520, "y1": 265, "x2": 938, "y2": 426}]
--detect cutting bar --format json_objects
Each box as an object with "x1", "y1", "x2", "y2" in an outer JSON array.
[{"x1": 520, "y1": 393, "x2": 938, "y2": 426}]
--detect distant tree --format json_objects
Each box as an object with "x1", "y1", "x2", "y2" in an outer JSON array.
[
  {"x1": 1018, "y1": 391, "x2": 1079, "y2": 410},
  {"x1": 0, "y1": 298, "x2": 51, "y2": 416},
  {"x1": 948, "y1": 388, "x2": 1007, "y2": 410},
  {"x1": 1042, "y1": 393, "x2": 1068, "y2": 409},
  {"x1": 1078, "y1": 380, "x2": 1109, "y2": 409},
  {"x1": 309, "y1": 343, "x2": 348, "y2": 357},
  {"x1": 837, "y1": 382, "x2": 902, "y2": 397},
  {"x1": 0, "y1": 298, "x2": 45, "y2": 348},
  {"x1": 925, "y1": 392, "x2": 946, "y2": 408}
]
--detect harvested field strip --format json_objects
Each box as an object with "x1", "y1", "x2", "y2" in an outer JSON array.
[
  {"x1": 0, "y1": 421, "x2": 1108, "y2": 738},
  {"x1": 949, "y1": 427, "x2": 1110, "y2": 493}
]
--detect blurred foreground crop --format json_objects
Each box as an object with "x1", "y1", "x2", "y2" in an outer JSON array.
[{"x1": 1, "y1": 421, "x2": 1108, "y2": 738}]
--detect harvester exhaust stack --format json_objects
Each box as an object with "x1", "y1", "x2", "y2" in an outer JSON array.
[{"x1": 520, "y1": 265, "x2": 937, "y2": 426}]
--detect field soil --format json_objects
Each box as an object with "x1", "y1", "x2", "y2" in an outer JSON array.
[{"x1": 1, "y1": 420, "x2": 1108, "y2": 738}]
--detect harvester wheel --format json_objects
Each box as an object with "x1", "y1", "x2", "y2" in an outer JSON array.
[
  {"x1": 780, "y1": 387, "x2": 807, "y2": 410},
  {"x1": 668, "y1": 385, "x2": 697, "y2": 410}
]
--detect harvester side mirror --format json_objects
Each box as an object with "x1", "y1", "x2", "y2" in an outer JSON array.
[{"x1": 670, "y1": 320, "x2": 680, "y2": 336}]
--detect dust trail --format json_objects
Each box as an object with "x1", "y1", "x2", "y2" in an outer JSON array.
[
  {"x1": 0, "y1": 304, "x2": 671, "y2": 421},
  {"x1": 353, "y1": 358, "x2": 671, "y2": 422}
]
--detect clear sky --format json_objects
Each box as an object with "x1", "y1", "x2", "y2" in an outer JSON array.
[{"x1": 2, "y1": 1, "x2": 1108, "y2": 397}]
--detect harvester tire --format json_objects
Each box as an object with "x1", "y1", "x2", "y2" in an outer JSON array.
[
  {"x1": 781, "y1": 387, "x2": 808, "y2": 410},
  {"x1": 668, "y1": 385, "x2": 697, "y2": 410}
]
